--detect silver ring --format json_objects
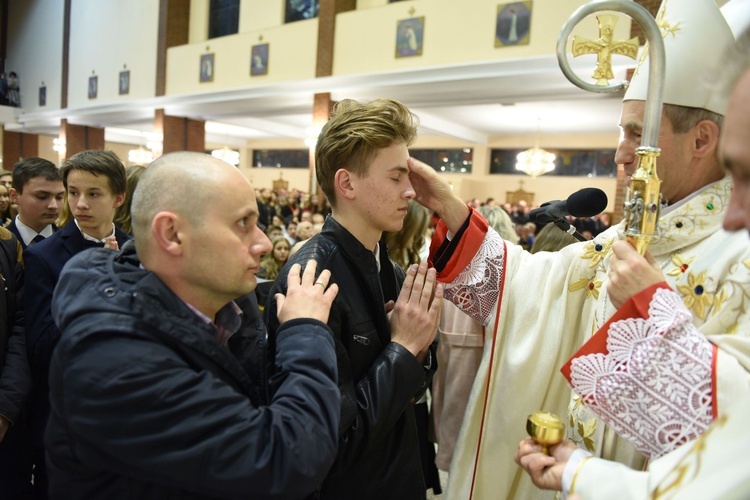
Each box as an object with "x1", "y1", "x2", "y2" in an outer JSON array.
[{"x1": 314, "y1": 280, "x2": 326, "y2": 287}]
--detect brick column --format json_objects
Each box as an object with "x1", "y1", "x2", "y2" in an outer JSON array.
[
  {"x1": 307, "y1": 1, "x2": 354, "y2": 194},
  {"x1": 3, "y1": 130, "x2": 38, "y2": 166},
  {"x1": 155, "y1": 108, "x2": 205, "y2": 154},
  {"x1": 309, "y1": 93, "x2": 334, "y2": 194},
  {"x1": 630, "y1": 0, "x2": 660, "y2": 45},
  {"x1": 60, "y1": 119, "x2": 105, "y2": 161},
  {"x1": 612, "y1": 164, "x2": 627, "y2": 225},
  {"x1": 156, "y1": 0, "x2": 190, "y2": 97}
]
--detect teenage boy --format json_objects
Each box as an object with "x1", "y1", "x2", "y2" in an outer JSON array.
[
  {"x1": 8, "y1": 158, "x2": 65, "y2": 249},
  {"x1": 265, "y1": 98, "x2": 442, "y2": 499},
  {"x1": 24, "y1": 150, "x2": 130, "y2": 498}
]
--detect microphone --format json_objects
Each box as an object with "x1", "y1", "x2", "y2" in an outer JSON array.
[
  {"x1": 529, "y1": 188, "x2": 608, "y2": 224},
  {"x1": 529, "y1": 188, "x2": 608, "y2": 242}
]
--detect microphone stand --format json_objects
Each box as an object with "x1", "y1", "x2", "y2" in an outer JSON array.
[{"x1": 552, "y1": 218, "x2": 587, "y2": 242}]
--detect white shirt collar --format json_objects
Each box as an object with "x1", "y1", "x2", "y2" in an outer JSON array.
[
  {"x1": 373, "y1": 241, "x2": 381, "y2": 272},
  {"x1": 74, "y1": 219, "x2": 115, "y2": 243},
  {"x1": 15, "y1": 215, "x2": 54, "y2": 246}
]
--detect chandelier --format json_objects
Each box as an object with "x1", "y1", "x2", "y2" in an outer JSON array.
[
  {"x1": 211, "y1": 145, "x2": 240, "y2": 166},
  {"x1": 515, "y1": 146, "x2": 556, "y2": 177},
  {"x1": 516, "y1": 118, "x2": 556, "y2": 178}
]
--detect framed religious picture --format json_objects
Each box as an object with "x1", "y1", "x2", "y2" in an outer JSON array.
[
  {"x1": 250, "y1": 43, "x2": 269, "y2": 76},
  {"x1": 395, "y1": 17, "x2": 425, "y2": 58},
  {"x1": 495, "y1": 1, "x2": 532, "y2": 47},
  {"x1": 88, "y1": 75, "x2": 98, "y2": 99},
  {"x1": 200, "y1": 53, "x2": 214, "y2": 83},
  {"x1": 284, "y1": 0, "x2": 319, "y2": 23},
  {"x1": 119, "y1": 70, "x2": 130, "y2": 95},
  {"x1": 38, "y1": 85, "x2": 46, "y2": 107}
]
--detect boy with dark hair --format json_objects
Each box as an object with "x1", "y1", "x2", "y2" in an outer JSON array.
[
  {"x1": 24, "y1": 150, "x2": 130, "y2": 498},
  {"x1": 8, "y1": 157, "x2": 64, "y2": 248}
]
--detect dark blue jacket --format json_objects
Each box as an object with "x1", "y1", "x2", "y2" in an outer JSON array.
[
  {"x1": 45, "y1": 241, "x2": 340, "y2": 499},
  {"x1": 265, "y1": 216, "x2": 435, "y2": 500},
  {"x1": 24, "y1": 222, "x2": 131, "y2": 445}
]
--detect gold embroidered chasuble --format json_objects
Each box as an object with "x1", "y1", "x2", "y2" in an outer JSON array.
[{"x1": 436, "y1": 176, "x2": 750, "y2": 500}]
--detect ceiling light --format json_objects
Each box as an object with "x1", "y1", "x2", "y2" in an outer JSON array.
[
  {"x1": 211, "y1": 145, "x2": 240, "y2": 166},
  {"x1": 128, "y1": 146, "x2": 153, "y2": 165},
  {"x1": 516, "y1": 118, "x2": 556, "y2": 178},
  {"x1": 515, "y1": 146, "x2": 556, "y2": 178}
]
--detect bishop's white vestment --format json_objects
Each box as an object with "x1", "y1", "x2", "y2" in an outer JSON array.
[{"x1": 431, "y1": 176, "x2": 750, "y2": 499}]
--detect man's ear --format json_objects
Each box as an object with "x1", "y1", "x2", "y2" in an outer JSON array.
[
  {"x1": 334, "y1": 169, "x2": 357, "y2": 202},
  {"x1": 151, "y1": 211, "x2": 184, "y2": 256},
  {"x1": 692, "y1": 119, "x2": 721, "y2": 159},
  {"x1": 9, "y1": 188, "x2": 18, "y2": 204}
]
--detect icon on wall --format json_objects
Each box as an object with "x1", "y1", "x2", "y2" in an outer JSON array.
[
  {"x1": 88, "y1": 76, "x2": 98, "y2": 99},
  {"x1": 200, "y1": 53, "x2": 214, "y2": 83},
  {"x1": 285, "y1": 0, "x2": 319, "y2": 23},
  {"x1": 395, "y1": 17, "x2": 425, "y2": 58},
  {"x1": 495, "y1": 1, "x2": 532, "y2": 47},
  {"x1": 39, "y1": 85, "x2": 46, "y2": 107},
  {"x1": 250, "y1": 43, "x2": 269, "y2": 76},
  {"x1": 119, "y1": 70, "x2": 130, "y2": 95}
]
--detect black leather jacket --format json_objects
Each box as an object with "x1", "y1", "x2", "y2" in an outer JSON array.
[{"x1": 266, "y1": 216, "x2": 436, "y2": 500}]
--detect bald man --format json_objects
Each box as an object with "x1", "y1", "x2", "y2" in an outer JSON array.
[{"x1": 43, "y1": 152, "x2": 342, "y2": 499}]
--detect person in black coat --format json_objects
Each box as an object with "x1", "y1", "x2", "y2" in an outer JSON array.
[
  {"x1": 0, "y1": 227, "x2": 30, "y2": 498},
  {"x1": 45, "y1": 152, "x2": 341, "y2": 499},
  {"x1": 265, "y1": 98, "x2": 442, "y2": 500}
]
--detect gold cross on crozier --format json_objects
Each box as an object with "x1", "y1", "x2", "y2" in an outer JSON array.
[{"x1": 572, "y1": 14, "x2": 639, "y2": 85}]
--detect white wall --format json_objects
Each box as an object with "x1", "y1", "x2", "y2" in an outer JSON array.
[
  {"x1": 6, "y1": 0, "x2": 65, "y2": 112},
  {"x1": 67, "y1": 0, "x2": 160, "y2": 109}
]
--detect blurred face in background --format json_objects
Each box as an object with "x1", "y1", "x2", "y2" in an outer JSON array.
[{"x1": 0, "y1": 184, "x2": 10, "y2": 214}]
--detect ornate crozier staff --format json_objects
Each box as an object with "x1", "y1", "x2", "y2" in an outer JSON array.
[
  {"x1": 557, "y1": 0, "x2": 666, "y2": 255},
  {"x1": 526, "y1": 0, "x2": 669, "y2": 453}
]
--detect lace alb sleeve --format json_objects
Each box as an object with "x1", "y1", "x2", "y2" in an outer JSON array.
[
  {"x1": 570, "y1": 287, "x2": 714, "y2": 459},
  {"x1": 443, "y1": 227, "x2": 505, "y2": 327}
]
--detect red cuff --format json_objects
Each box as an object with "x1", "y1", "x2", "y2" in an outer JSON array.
[{"x1": 429, "y1": 208, "x2": 489, "y2": 283}]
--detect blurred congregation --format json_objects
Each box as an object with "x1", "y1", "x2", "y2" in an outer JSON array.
[{"x1": 0, "y1": 1, "x2": 749, "y2": 500}]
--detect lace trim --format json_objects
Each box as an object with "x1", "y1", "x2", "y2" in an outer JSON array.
[
  {"x1": 570, "y1": 288, "x2": 713, "y2": 459},
  {"x1": 443, "y1": 228, "x2": 504, "y2": 326}
]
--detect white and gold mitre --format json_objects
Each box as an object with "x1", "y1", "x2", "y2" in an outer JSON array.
[{"x1": 624, "y1": 0, "x2": 735, "y2": 115}]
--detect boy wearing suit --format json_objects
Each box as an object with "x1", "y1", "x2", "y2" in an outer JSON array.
[
  {"x1": 24, "y1": 150, "x2": 129, "y2": 498},
  {"x1": 8, "y1": 158, "x2": 65, "y2": 249}
]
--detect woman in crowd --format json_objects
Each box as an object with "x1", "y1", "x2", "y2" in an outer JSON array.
[
  {"x1": 255, "y1": 236, "x2": 291, "y2": 308},
  {"x1": 530, "y1": 222, "x2": 579, "y2": 254},
  {"x1": 383, "y1": 199, "x2": 442, "y2": 496},
  {"x1": 114, "y1": 165, "x2": 146, "y2": 235},
  {"x1": 384, "y1": 199, "x2": 431, "y2": 269},
  {"x1": 0, "y1": 183, "x2": 12, "y2": 226},
  {"x1": 430, "y1": 205, "x2": 519, "y2": 474}
]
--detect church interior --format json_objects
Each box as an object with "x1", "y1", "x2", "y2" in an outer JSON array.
[{"x1": 1, "y1": 0, "x2": 746, "y2": 217}]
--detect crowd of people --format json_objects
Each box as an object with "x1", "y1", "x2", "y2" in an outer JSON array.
[{"x1": 0, "y1": 1, "x2": 747, "y2": 498}]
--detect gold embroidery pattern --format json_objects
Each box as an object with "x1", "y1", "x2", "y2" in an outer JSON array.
[
  {"x1": 568, "y1": 395, "x2": 597, "y2": 452},
  {"x1": 666, "y1": 253, "x2": 694, "y2": 277},
  {"x1": 677, "y1": 271, "x2": 714, "y2": 320},
  {"x1": 579, "y1": 238, "x2": 613, "y2": 268},
  {"x1": 568, "y1": 277, "x2": 603, "y2": 300},
  {"x1": 634, "y1": 0, "x2": 682, "y2": 76},
  {"x1": 654, "y1": 184, "x2": 731, "y2": 248}
]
